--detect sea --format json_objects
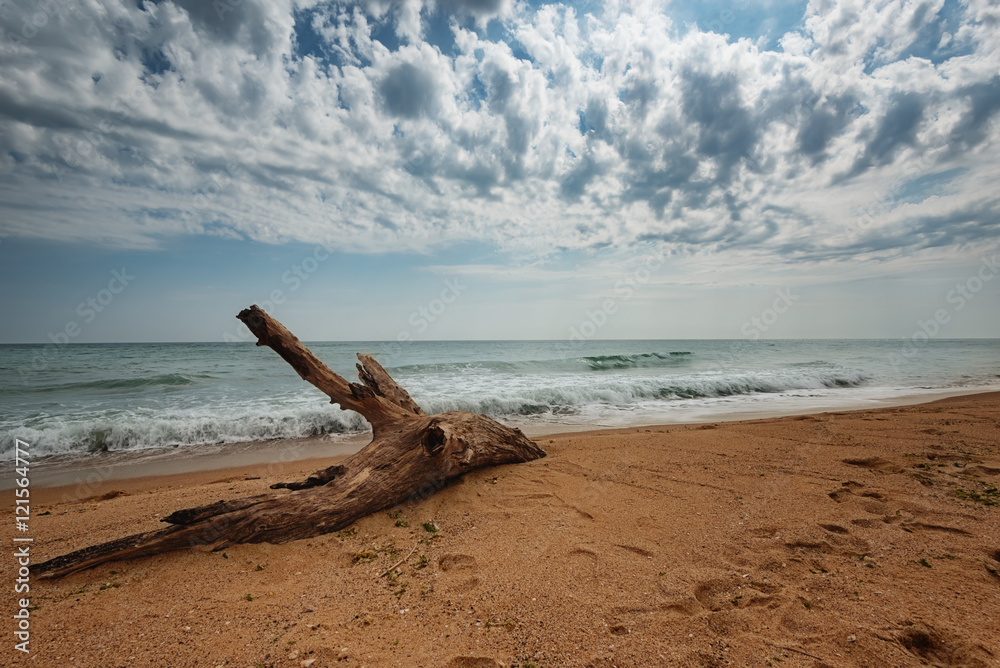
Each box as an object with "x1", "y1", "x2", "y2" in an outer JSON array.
[{"x1": 2, "y1": 339, "x2": 999, "y2": 463}]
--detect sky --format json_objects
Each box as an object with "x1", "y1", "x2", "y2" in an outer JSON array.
[{"x1": 0, "y1": 0, "x2": 998, "y2": 343}]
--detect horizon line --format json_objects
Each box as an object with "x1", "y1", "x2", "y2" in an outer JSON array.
[{"x1": 2, "y1": 337, "x2": 1000, "y2": 345}]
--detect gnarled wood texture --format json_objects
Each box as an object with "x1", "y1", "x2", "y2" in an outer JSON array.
[{"x1": 36, "y1": 306, "x2": 545, "y2": 578}]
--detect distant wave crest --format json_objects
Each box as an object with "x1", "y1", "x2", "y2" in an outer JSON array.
[
  {"x1": 20, "y1": 373, "x2": 212, "y2": 394},
  {"x1": 582, "y1": 352, "x2": 692, "y2": 370},
  {"x1": 389, "y1": 351, "x2": 694, "y2": 374},
  {"x1": 421, "y1": 368, "x2": 871, "y2": 417}
]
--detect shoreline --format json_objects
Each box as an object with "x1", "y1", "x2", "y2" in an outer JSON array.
[
  {"x1": 17, "y1": 385, "x2": 999, "y2": 496},
  {"x1": 25, "y1": 387, "x2": 1000, "y2": 507}
]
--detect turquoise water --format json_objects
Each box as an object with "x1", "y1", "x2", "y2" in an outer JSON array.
[{"x1": 2, "y1": 339, "x2": 998, "y2": 460}]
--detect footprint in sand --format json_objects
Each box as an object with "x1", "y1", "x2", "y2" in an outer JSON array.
[
  {"x1": 598, "y1": 576, "x2": 786, "y2": 641},
  {"x1": 828, "y1": 481, "x2": 892, "y2": 515},
  {"x1": 899, "y1": 522, "x2": 972, "y2": 536},
  {"x1": 445, "y1": 658, "x2": 504, "y2": 667},
  {"x1": 565, "y1": 547, "x2": 599, "y2": 578},
  {"x1": 895, "y1": 622, "x2": 993, "y2": 667},
  {"x1": 828, "y1": 480, "x2": 865, "y2": 502},
  {"x1": 603, "y1": 594, "x2": 706, "y2": 636},
  {"x1": 785, "y1": 524, "x2": 871, "y2": 560},
  {"x1": 438, "y1": 553, "x2": 480, "y2": 592},
  {"x1": 659, "y1": 597, "x2": 704, "y2": 618},
  {"x1": 690, "y1": 577, "x2": 782, "y2": 613},
  {"x1": 842, "y1": 457, "x2": 904, "y2": 474},
  {"x1": 784, "y1": 536, "x2": 835, "y2": 553},
  {"x1": 693, "y1": 580, "x2": 735, "y2": 612},
  {"x1": 439, "y1": 553, "x2": 476, "y2": 571},
  {"x1": 614, "y1": 543, "x2": 655, "y2": 558},
  {"x1": 849, "y1": 517, "x2": 880, "y2": 528},
  {"x1": 965, "y1": 465, "x2": 1000, "y2": 478},
  {"x1": 818, "y1": 523, "x2": 849, "y2": 535},
  {"x1": 987, "y1": 550, "x2": 1000, "y2": 579}
]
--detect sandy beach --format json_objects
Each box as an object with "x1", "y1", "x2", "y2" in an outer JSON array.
[{"x1": 7, "y1": 392, "x2": 1000, "y2": 667}]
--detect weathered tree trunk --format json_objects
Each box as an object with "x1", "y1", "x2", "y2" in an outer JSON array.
[{"x1": 36, "y1": 306, "x2": 545, "y2": 578}]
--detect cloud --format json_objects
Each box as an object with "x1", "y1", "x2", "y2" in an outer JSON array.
[
  {"x1": 843, "y1": 91, "x2": 925, "y2": 179},
  {"x1": 679, "y1": 67, "x2": 758, "y2": 183},
  {"x1": 950, "y1": 75, "x2": 1000, "y2": 151},
  {"x1": 796, "y1": 93, "x2": 856, "y2": 161},
  {"x1": 0, "y1": 0, "x2": 997, "y2": 266}
]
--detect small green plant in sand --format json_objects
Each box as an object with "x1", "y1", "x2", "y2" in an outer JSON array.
[
  {"x1": 955, "y1": 485, "x2": 999, "y2": 506},
  {"x1": 353, "y1": 550, "x2": 378, "y2": 564}
]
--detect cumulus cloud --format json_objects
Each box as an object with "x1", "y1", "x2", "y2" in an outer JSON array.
[{"x1": 0, "y1": 0, "x2": 998, "y2": 264}]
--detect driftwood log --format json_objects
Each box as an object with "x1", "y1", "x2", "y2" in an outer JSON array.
[{"x1": 36, "y1": 306, "x2": 545, "y2": 578}]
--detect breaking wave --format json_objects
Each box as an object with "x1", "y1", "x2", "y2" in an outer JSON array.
[
  {"x1": 1, "y1": 405, "x2": 368, "y2": 458},
  {"x1": 420, "y1": 367, "x2": 871, "y2": 417}
]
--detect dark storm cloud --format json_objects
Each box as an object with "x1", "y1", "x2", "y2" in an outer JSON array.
[{"x1": 379, "y1": 62, "x2": 439, "y2": 118}]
